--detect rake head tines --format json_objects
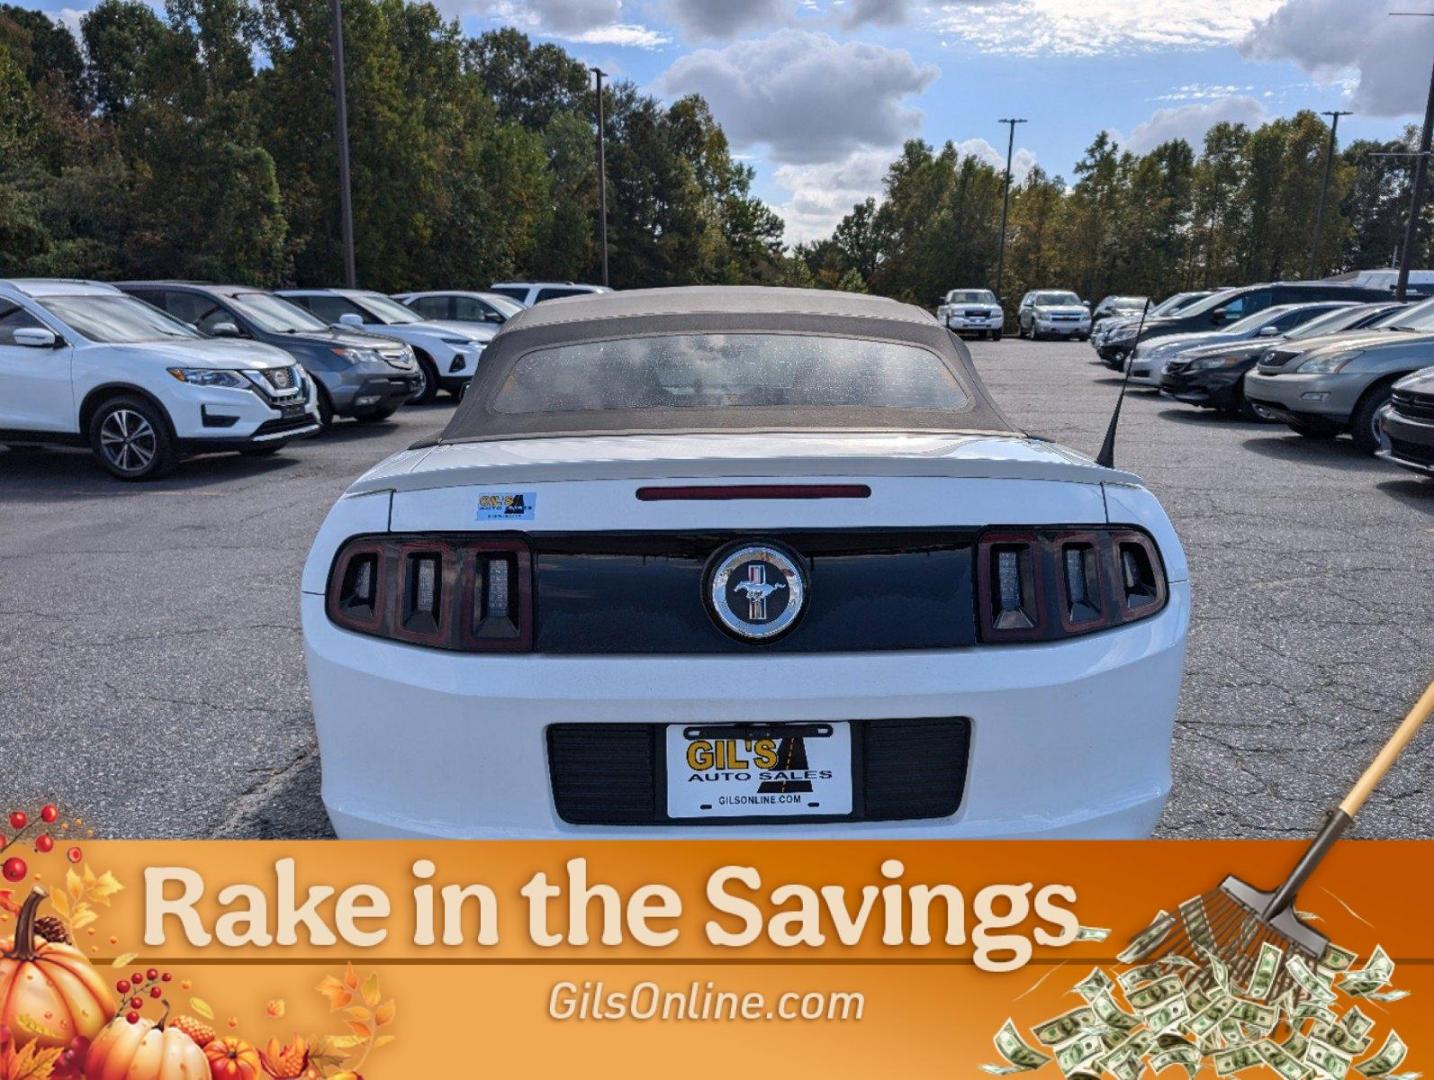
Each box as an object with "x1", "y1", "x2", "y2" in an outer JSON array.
[{"x1": 1143, "y1": 876, "x2": 1328, "y2": 1004}]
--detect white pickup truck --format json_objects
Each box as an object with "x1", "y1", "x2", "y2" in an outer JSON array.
[{"x1": 935, "y1": 288, "x2": 1004, "y2": 340}]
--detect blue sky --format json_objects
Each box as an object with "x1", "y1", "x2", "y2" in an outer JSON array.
[{"x1": 28, "y1": 0, "x2": 1434, "y2": 242}]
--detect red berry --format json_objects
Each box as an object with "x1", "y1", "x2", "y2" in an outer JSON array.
[
  {"x1": 2, "y1": 857, "x2": 26, "y2": 882},
  {"x1": 129, "y1": 997, "x2": 143, "y2": 1010},
  {"x1": 8, "y1": 812, "x2": 26, "y2": 831},
  {"x1": 125, "y1": 1012, "x2": 139, "y2": 1024},
  {"x1": 149, "y1": 986, "x2": 162, "y2": 999},
  {"x1": 161, "y1": 972, "x2": 172, "y2": 982},
  {"x1": 116, "y1": 980, "x2": 130, "y2": 994},
  {"x1": 35, "y1": 834, "x2": 53, "y2": 853},
  {"x1": 131, "y1": 972, "x2": 142, "y2": 985},
  {"x1": 40, "y1": 805, "x2": 58, "y2": 824},
  {"x1": 66, "y1": 846, "x2": 82, "y2": 863},
  {"x1": 146, "y1": 968, "x2": 158, "y2": 981}
]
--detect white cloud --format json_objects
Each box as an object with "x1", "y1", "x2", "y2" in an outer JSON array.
[
  {"x1": 474, "y1": 0, "x2": 670, "y2": 47},
  {"x1": 656, "y1": 29, "x2": 937, "y2": 164},
  {"x1": 1240, "y1": 0, "x2": 1434, "y2": 117},
  {"x1": 660, "y1": 0, "x2": 789, "y2": 40},
  {"x1": 954, "y1": 136, "x2": 1036, "y2": 181},
  {"x1": 772, "y1": 148, "x2": 893, "y2": 242},
  {"x1": 930, "y1": 0, "x2": 1282, "y2": 57},
  {"x1": 1123, "y1": 95, "x2": 1267, "y2": 153}
]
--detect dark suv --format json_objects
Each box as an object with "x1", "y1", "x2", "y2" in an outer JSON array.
[
  {"x1": 1134, "y1": 282, "x2": 1392, "y2": 346},
  {"x1": 117, "y1": 282, "x2": 420, "y2": 426}
]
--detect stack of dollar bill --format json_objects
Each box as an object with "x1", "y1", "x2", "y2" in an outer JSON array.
[{"x1": 983, "y1": 902, "x2": 1415, "y2": 1080}]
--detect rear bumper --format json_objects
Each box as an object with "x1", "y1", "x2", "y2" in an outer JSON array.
[{"x1": 302, "y1": 583, "x2": 1189, "y2": 840}]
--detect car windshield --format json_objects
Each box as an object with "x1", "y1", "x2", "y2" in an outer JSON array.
[
  {"x1": 1382, "y1": 297, "x2": 1434, "y2": 332},
  {"x1": 492, "y1": 333, "x2": 969, "y2": 414},
  {"x1": 354, "y1": 293, "x2": 422, "y2": 325},
  {"x1": 481, "y1": 294, "x2": 525, "y2": 318},
  {"x1": 1034, "y1": 292, "x2": 1080, "y2": 306},
  {"x1": 1172, "y1": 288, "x2": 1244, "y2": 319},
  {"x1": 1287, "y1": 306, "x2": 1373, "y2": 339},
  {"x1": 40, "y1": 295, "x2": 199, "y2": 343},
  {"x1": 1224, "y1": 307, "x2": 1292, "y2": 334},
  {"x1": 949, "y1": 290, "x2": 996, "y2": 303},
  {"x1": 1108, "y1": 297, "x2": 1146, "y2": 311},
  {"x1": 1156, "y1": 292, "x2": 1210, "y2": 316},
  {"x1": 229, "y1": 292, "x2": 329, "y2": 334}
]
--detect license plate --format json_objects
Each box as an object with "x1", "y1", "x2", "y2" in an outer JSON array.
[
  {"x1": 665, "y1": 723, "x2": 852, "y2": 819},
  {"x1": 280, "y1": 403, "x2": 306, "y2": 419}
]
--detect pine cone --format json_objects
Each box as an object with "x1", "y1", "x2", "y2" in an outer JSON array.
[{"x1": 33, "y1": 915, "x2": 70, "y2": 944}]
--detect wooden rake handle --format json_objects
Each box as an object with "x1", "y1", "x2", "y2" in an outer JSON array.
[
  {"x1": 1340, "y1": 678, "x2": 1434, "y2": 818},
  {"x1": 1266, "y1": 677, "x2": 1434, "y2": 919}
]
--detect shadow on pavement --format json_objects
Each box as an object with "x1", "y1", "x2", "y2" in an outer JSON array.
[
  {"x1": 1376, "y1": 476, "x2": 1434, "y2": 516},
  {"x1": 1239, "y1": 433, "x2": 1394, "y2": 474}
]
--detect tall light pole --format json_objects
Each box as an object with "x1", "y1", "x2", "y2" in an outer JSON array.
[
  {"x1": 329, "y1": 0, "x2": 356, "y2": 287},
  {"x1": 994, "y1": 117, "x2": 1027, "y2": 301},
  {"x1": 1310, "y1": 109, "x2": 1351, "y2": 275},
  {"x1": 1392, "y1": 11, "x2": 1434, "y2": 300},
  {"x1": 592, "y1": 67, "x2": 610, "y2": 288}
]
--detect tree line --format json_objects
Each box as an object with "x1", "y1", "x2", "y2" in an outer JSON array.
[
  {"x1": 796, "y1": 119, "x2": 1433, "y2": 306},
  {"x1": 2, "y1": 0, "x2": 1429, "y2": 304}
]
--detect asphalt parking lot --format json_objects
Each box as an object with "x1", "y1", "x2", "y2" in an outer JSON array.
[{"x1": 2, "y1": 337, "x2": 1431, "y2": 840}]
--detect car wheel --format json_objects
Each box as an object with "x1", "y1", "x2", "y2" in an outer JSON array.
[
  {"x1": 1288, "y1": 417, "x2": 1340, "y2": 440},
  {"x1": 88, "y1": 395, "x2": 177, "y2": 481},
  {"x1": 1350, "y1": 384, "x2": 1394, "y2": 455},
  {"x1": 992, "y1": 328, "x2": 1002, "y2": 342},
  {"x1": 355, "y1": 407, "x2": 397, "y2": 423},
  {"x1": 315, "y1": 385, "x2": 335, "y2": 429},
  {"x1": 408, "y1": 353, "x2": 439, "y2": 405}
]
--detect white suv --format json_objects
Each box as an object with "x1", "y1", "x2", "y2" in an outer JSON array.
[
  {"x1": 277, "y1": 288, "x2": 494, "y2": 403},
  {"x1": 935, "y1": 288, "x2": 1004, "y2": 340},
  {"x1": 0, "y1": 279, "x2": 320, "y2": 480},
  {"x1": 486, "y1": 281, "x2": 612, "y2": 307}
]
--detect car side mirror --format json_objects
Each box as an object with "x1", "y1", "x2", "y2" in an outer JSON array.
[
  {"x1": 1257, "y1": 325, "x2": 1280, "y2": 337},
  {"x1": 338, "y1": 312, "x2": 365, "y2": 328},
  {"x1": 486, "y1": 312, "x2": 504, "y2": 323},
  {"x1": 1083, "y1": 300, "x2": 1091, "y2": 309},
  {"x1": 211, "y1": 321, "x2": 241, "y2": 338},
  {"x1": 13, "y1": 327, "x2": 57, "y2": 348}
]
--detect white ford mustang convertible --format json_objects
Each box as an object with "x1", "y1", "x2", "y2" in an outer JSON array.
[{"x1": 302, "y1": 287, "x2": 1189, "y2": 839}]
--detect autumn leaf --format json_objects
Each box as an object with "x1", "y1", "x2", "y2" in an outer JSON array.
[
  {"x1": 373, "y1": 1034, "x2": 396, "y2": 1049},
  {"x1": 0, "y1": 891, "x2": 19, "y2": 917},
  {"x1": 13, "y1": 1015, "x2": 63, "y2": 1041},
  {"x1": 342, "y1": 963, "x2": 359, "y2": 990},
  {"x1": 342, "y1": 1006, "x2": 371, "y2": 1025},
  {"x1": 344, "y1": 1020, "x2": 371, "y2": 1040},
  {"x1": 321, "y1": 1035, "x2": 365, "y2": 1053},
  {"x1": 46, "y1": 891, "x2": 69, "y2": 920},
  {"x1": 189, "y1": 997, "x2": 215, "y2": 1021},
  {"x1": 2, "y1": 1041, "x2": 64, "y2": 1080},
  {"x1": 265, "y1": 999, "x2": 285, "y2": 1019},
  {"x1": 315, "y1": 975, "x2": 353, "y2": 1011},
  {"x1": 373, "y1": 1000, "x2": 395, "y2": 1027},
  {"x1": 65, "y1": 869, "x2": 83, "y2": 904},
  {"x1": 110, "y1": 952, "x2": 137, "y2": 968},
  {"x1": 360, "y1": 972, "x2": 380, "y2": 1008}
]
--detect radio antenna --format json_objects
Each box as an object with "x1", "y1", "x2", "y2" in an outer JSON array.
[{"x1": 1094, "y1": 298, "x2": 1151, "y2": 469}]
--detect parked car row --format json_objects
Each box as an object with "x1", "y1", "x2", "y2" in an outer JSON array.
[
  {"x1": 0, "y1": 278, "x2": 610, "y2": 479},
  {"x1": 1078, "y1": 280, "x2": 1434, "y2": 479}
]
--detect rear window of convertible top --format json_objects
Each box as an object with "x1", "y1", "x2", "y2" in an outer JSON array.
[{"x1": 490, "y1": 333, "x2": 970, "y2": 414}]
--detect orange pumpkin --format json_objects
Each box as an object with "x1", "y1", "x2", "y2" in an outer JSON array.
[
  {"x1": 85, "y1": 1015, "x2": 208, "y2": 1080},
  {"x1": 204, "y1": 1036, "x2": 261, "y2": 1080},
  {"x1": 0, "y1": 887, "x2": 115, "y2": 1050}
]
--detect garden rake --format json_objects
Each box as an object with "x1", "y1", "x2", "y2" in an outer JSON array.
[{"x1": 1132, "y1": 677, "x2": 1434, "y2": 1002}]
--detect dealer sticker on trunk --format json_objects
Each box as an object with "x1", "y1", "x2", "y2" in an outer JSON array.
[
  {"x1": 665, "y1": 723, "x2": 853, "y2": 819},
  {"x1": 476, "y1": 492, "x2": 535, "y2": 521}
]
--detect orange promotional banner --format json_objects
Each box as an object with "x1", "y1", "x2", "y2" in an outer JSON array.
[{"x1": 0, "y1": 838, "x2": 1428, "y2": 1078}]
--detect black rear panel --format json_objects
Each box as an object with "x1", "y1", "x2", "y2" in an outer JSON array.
[
  {"x1": 531, "y1": 529, "x2": 976, "y2": 653},
  {"x1": 547, "y1": 717, "x2": 971, "y2": 825}
]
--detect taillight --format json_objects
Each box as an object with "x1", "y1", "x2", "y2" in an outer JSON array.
[
  {"x1": 976, "y1": 527, "x2": 1167, "y2": 643},
  {"x1": 326, "y1": 536, "x2": 532, "y2": 651}
]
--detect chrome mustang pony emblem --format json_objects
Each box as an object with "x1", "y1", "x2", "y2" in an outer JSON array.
[{"x1": 707, "y1": 544, "x2": 806, "y2": 641}]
